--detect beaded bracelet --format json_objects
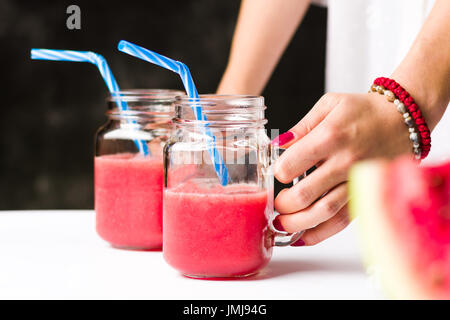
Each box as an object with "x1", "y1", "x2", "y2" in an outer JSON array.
[{"x1": 370, "y1": 77, "x2": 431, "y2": 160}]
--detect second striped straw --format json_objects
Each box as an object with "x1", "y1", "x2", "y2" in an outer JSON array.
[{"x1": 118, "y1": 40, "x2": 230, "y2": 186}]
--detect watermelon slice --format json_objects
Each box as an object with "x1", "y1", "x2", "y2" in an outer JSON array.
[{"x1": 349, "y1": 157, "x2": 450, "y2": 299}]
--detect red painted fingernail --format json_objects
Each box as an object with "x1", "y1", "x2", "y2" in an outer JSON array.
[
  {"x1": 272, "y1": 131, "x2": 294, "y2": 147},
  {"x1": 272, "y1": 218, "x2": 285, "y2": 232},
  {"x1": 291, "y1": 239, "x2": 305, "y2": 247}
]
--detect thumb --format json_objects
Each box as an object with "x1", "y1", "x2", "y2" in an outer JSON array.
[{"x1": 272, "y1": 92, "x2": 338, "y2": 148}]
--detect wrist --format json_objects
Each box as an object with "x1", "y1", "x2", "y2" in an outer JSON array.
[
  {"x1": 391, "y1": 71, "x2": 447, "y2": 131},
  {"x1": 391, "y1": 31, "x2": 450, "y2": 131}
]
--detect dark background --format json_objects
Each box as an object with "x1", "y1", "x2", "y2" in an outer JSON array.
[{"x1": 0, "y1": 0, "x2": 326, "y2": 210}]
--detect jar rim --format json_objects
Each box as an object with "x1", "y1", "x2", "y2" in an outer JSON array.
[
  {"x1": 175, "y1": 94, "x2": 264, "y2": 107},
  {"x1": 174, "y1": 94, "x2": 267, "y2": 127},
  {"x1": 108, "y1": 89, "x2": 185, "y2": 102}
]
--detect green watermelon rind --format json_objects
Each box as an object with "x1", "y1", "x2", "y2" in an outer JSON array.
[{"x1": 349, "y1": 160, "x2": 426, "y2": 300}]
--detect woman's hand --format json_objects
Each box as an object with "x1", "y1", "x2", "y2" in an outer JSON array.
[
  {"x1": 272, "y1": 92, "x2": 413, "y2": 246},
  {"x1": 271, "y1": 0, "x2": 450, "y2": 246}
]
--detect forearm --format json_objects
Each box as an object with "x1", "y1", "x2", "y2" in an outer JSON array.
[
  {"x1": 218, "y1": 0, "x2": 310, "y2": 95},
  {"x1": 391, "y1": 0, "x2": 450, "y2": 130}
]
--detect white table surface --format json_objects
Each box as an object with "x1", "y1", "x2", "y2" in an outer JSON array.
[{"x1": 0, "y1": 210, "x2": 383, "y2": 299}]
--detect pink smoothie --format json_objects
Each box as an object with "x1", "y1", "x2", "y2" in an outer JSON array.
[
  {"x1": 95, "y1": 153, "x2": 163, "y2": 249},
  {"x1": 163, "y1": 180, "x2": 273, "y2": 277}
]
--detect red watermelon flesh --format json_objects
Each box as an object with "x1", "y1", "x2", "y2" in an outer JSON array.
[
  {"x1": 385, "y1": 159, "x2": 450, "y2": 298},
  {"x1": 349, "y1": 157, "x2": 450, "y2": 299}
]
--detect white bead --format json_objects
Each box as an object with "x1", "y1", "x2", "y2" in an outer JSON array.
[
  {"x1": 384, "y1": 90, "x2": 395, "y2": 101},
  {"x1": 394, "y1": 99, "x2": 400, "y2": 105},
  {"x1": 403, "y1": 112, "x2": 410, "y2": 119},
  {"x1": 410, "y1": 132, "x2": 419, "y2": 142},
  {"x1": 409, "y1": 128, "x2": 415, "y2": 133},
  {"x1": 397, "y1": 103, "x2": 406, "y2": 113}
]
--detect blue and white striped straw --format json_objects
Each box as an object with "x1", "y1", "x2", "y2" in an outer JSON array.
[
  {"x1": 117, "y1": 40, "x2": 230, "y2": 186},
  {"x1": 31, "y1": 49, "x2": 148, "y2": 155}
]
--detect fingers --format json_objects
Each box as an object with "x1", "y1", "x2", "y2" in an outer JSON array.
[
  {"x1": 275, "y1": 159, "x2": 347, "y2": 213},
  {"x1": 274, "y1": 122, "x2": 342, "y2": 183},
  {"x1": 294, "y1": 204, "x2": 351, "y2": 246},
  {"x1": 270, "y1": 93, "x2": 352, "y2": 246},
  {"x1": 274, "y1": 183, "x2": 348, "y2": 233},
  {"x1": 274, "y1": 92, "x2": 340, "y2": 148},
  {"x1": 273, "y1": 93, "x2": 344, "y2": 183}
]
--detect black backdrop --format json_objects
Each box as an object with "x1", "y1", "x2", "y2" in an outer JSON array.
[{"x1": 0, "y1": 0, "x2": 326, "y2": 209}]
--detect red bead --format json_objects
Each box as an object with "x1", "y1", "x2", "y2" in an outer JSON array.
[
  {"x1": 394, "y1": 87, "x2": 403, "y2": 96},
  {"x1": 404, "y1": 96, "x2": 414, "y2": 106},
  {"x1": 413, "y1": 110, "x2": 423, "y2": 120},
  {"x1": 388, "y1": 82, "x2": 398, "y2": 90},
  {"x1": 399, "y1": 92, "x2": 408, "y2": 100},
  {"x1": 408, "y1": 103, "x2": 418, "y2": 113}
]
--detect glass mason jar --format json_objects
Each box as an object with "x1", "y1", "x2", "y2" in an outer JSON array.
[
  {"x1": 163, "y1": 95, "x2": 302, "y2": 278},
  {"x1": 94, "y1": 89, "x2": 183, "y2": 250}
]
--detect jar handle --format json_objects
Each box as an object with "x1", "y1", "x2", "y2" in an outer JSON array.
[
  {"x1": 270, "y1": 144, "x2": 306, "y2": 246},
  {"x1": 271, "y1": 173, "x2": 306, "y2": 246}
]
